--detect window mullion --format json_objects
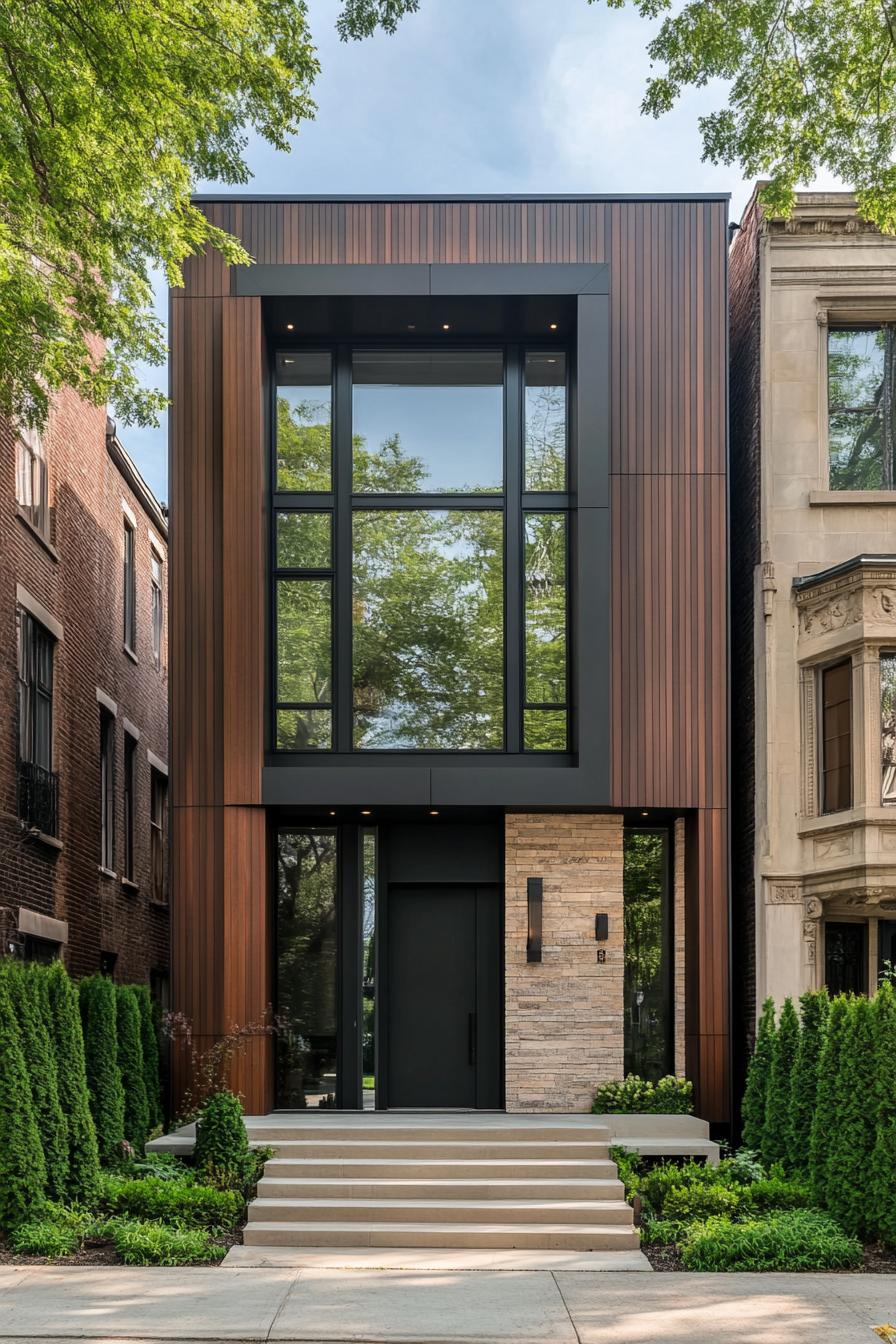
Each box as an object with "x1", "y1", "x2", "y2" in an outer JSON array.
[
  {"x1": 335, "y1": 345, "x2": 353, "y2": 753},
  {"x1": 505, "y1": 346, "x2": 522, "y2": 754}
]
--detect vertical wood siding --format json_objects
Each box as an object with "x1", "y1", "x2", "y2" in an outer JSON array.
[{"x1": 173, "y1": 198, "x2": 729, "y2": 1120}]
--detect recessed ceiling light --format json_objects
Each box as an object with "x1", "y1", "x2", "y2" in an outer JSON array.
[
  {"x1": 641, "y1": 810, "x2": 649, "y2": 817},
  {"x1": 549, "y1": 323, "x2": 558, "y2": 331},
  {"x1": 328, "y1": 810, "x2": 336, "y2": 817},
  {"x1": 407, "y1": 323, "x2": 416, "y2": 331},
  {"x1": 361, "y1": 809, "x2": 372, "y2": 816},
  {"x1": 283, "y1": 357, "x2": 294, "y2": 365},
  {"x1": 286, "y1": 323, "x2": 294, "y2": 331},
  {"x1": 429, "y1": 809, "x2": 439, "y2": 817},
  {"x1": 442, "y1": 323, "x2": 451, "y2": 331}
]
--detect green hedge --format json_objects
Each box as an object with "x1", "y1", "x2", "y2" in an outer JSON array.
[
  {"x1": 741, "y1": 980, "x2": 896, "y2": 1248},
  {"x1": 45, "y1": 963, "x2": 101, "y2": 1203},
  {"x1": 80, "y1": 976, "x2": 126, "y2": 1164},
  {"x1": 101, "y1": 1173, "x2": 242, "y2": 1231},
  {"x1": 132, "y1": 985, "x2": 163, "y2": 1131},
  {"x1": 0, "y1": 971, "x2": 46, "y2": 1227},
  {"x1": 2, "y1": 962, "x2": 68, "y2": 1199},
  {"x1": 116, "y1": 987, "x2": 150, "y2": 1152},
  {"x1": 194, "y1": 1091, "x2": 255, "y2": 1190}
]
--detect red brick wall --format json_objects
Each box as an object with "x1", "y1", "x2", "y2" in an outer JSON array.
[{"x1": 0, "y1": 386, "x2": 169, "y2": 985}]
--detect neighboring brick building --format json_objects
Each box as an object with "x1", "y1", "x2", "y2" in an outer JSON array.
[{"x1": 0, "y1": 383, "x2": 169, "y2": 992}]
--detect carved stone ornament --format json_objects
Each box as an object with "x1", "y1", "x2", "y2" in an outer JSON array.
[
  {"x1": 799, "y1": 592, "x2": 862, "y2": 637},
  {"x1": 816, "y1": 309, "x2": 829, "y2": 327},
  {"x1": 804, "y1": 896, "x2": 823, "y2": 920},
  {"x1": 767, "y1": 883, "x2": 802, "y2": 905}
]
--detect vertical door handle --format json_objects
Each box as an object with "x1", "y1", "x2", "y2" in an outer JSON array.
[{"x1": 468, "y1": 1012, "x2": 477, "y2": 1065}]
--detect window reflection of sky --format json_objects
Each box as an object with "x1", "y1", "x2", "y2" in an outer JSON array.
[{"x1": 353, "y1": 385, "x2": 503, "y2": 493}]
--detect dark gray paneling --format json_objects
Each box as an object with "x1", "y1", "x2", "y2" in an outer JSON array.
[
  {"x1": 237, "y1": 262, "x2": 609, "y2": 299},
  {"x1": 430, "y1": 263, "x2": 608, "y2": 296},
  {"x1": 385, "y1": 823, "x2": 502, "y2": 884}
]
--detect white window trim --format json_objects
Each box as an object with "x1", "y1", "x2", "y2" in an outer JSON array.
[
  {"x1": 16, "y1": 585, "x2": 63, "y2": 642},
  {"x1": 146, "y1": 750, "x2": 168, "y2": 776},
  {"x1": 121, "y1": 498, "x2": 137, "y2": 528},
  {"x1": 148, "y1": 528, "x2": 165, "y2": 559},
  {"x1": 96, "y1": 688, "x2": 118, "y2": 716}
]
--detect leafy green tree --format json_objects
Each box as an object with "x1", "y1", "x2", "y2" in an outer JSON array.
[
  {"x1": 825, "y1": 995, "x2": 878, "y2": 1238},
  {"x1": 79, "y1": 975, "x2": 125, "y2": 1163},
  {"x1": 762, "y1": 996, "x2": 800, "y2": 1169},
  {"x1": 741, "y1": 998, "x2": 775, "y2": 1151},
  {"x1": 2, "y1": 963, "x2": 68, "y2": 1199},
  {"x1": 787, "y1": 988, "x2": 829, "y2": 1175},
  {"x1": 870, "y1": 981, "x2": 896, "y2": 1246},
  {"x1": 45, "y1": 963, "x2": 100, "y2": 1202},
  {"x1": 0, "y1": 0, "x2": 418, "y2": 431},
  {"x1": 0, "y1": 969, "x2": 46, "y2": 1226},
  {"x1": 594, "y1": 0, "x2": 896, "y2": 231},
  {"x1": 116, "y1": 987, "x2": 150, "y2": 1152},
  {"x1": 132, "y1": 985, "x2": 163, "y2": 1131},
  {"x1": 809, "y1": 994, "x2": 849, "y2": 1205}
]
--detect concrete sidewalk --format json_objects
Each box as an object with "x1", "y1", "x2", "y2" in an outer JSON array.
[{"x1": 0, "y1": 1265, "x2": 893, "y2": 1342}]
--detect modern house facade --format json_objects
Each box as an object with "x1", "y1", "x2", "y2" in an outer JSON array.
[
  {"x1": 170, "y1": 195, "x2": 730, "y2": 1122},
  {"x1": 0, "y1": 390, "x2": 170, "y2": 988},
  {"x1": 730, "y1": 189, "x2": 896, "y2": 1048}
]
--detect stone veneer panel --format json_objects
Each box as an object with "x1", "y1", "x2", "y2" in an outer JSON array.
[{"x1": 505, "y1": 814, "x2": 624, "y2": 1112}]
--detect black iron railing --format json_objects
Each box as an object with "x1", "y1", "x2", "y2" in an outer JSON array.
[{"x1": 19, "y1": 761, "x2": 59, "y2": 837}]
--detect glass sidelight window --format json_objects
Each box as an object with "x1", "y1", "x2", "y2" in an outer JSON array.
[
  {"x1": 272, "y1": 345, "x2": 571, "y2": 755},
  {"x1": 882, "y1": 653, "x2": 896, "y2": 803},
  {"x1": 623, "y1": 828, "x2": 672, "y2": 1081},
  {"x1": 275, "y1": 829, "x2": 338, "y2": 1108}
]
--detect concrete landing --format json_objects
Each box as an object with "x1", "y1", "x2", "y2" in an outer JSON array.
[{"x1": 222, "y1": 1244, "x2": 651, "y2": 1270}]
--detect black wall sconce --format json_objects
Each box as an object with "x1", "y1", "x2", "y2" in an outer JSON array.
[
  {"x1": 527, "y1": 877, "x2": 543, "y2": 962},
  {"x1": 595, "y1": 912, "x2": 609, "y2": 941}
]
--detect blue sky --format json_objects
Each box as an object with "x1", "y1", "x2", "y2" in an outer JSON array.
[{"x1": 125, "y1": 0, "x2": 760, "y2": 502}]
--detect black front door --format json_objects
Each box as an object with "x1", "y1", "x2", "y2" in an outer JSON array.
[{"x1": 386, "y1": 884, "x2": 501, "y2": 1108}]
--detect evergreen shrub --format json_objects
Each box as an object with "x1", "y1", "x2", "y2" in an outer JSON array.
[
  {"x1": 102, "y1": 1174, "x2": 242, "y2": 1231},
  {"x1": 592, "y1": 1075, "x2": 693, "y2": 1114},
  {"x1": 115, "y1": 986, "x2": 150, "y2": 1151},
  {"x1": 79, "y1": 975, "x2": 125, "y2": 1164},
  {"x1": 741, "y1": 998, "x2": 775, "y2": 1151},
  {"x1": 45, "y1": 963, "x2": 101, "y2": 1202},
  {"x1": 809, "y1": 994, "x2": 848, "y2": 1204},
  {"x1": 2, "y1": 962, "x2": 68, "y2": 1199},
  {"x1": 824, "y1": 994, "x2": 878, "y2": 1238},
  {"x1": 194, "y1": 1091, "x2": 253, "y2": 1190},
  {"x1": 0, "y1": 971, "x2": 46, "y2": 1226},
  {"x1": 762, "y1": 996, "x2": 799, "y2": 1169},
  {"x1": 870, "y1": 980, "x2": 896, "y2": 1247},
  {"x1": 106, "y1": 1218, "x2": 226, "y2": 1265},
  {"x1": 787, "y1": 989, "x2": 828, "y2": 1174},
  {"x1": 131, "y1": 985, "x2": 163, "y2": 1130}
]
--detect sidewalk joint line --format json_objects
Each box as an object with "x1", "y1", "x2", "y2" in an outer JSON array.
[{"x1": 551, "y1": 1269, "x2": 582, "y2": 1344}]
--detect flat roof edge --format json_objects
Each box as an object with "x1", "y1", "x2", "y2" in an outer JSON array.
[{"x1": 191, "y1": 192, "x2": 731, "y2": 204}]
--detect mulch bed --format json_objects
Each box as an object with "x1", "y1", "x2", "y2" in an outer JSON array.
[{"x1": 643, "y1": 1240, "x2": 896, "y2": 1273}]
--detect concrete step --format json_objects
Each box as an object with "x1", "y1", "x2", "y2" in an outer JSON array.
[
  {"x1": 262, "y1": 1156, "x2": 619, "y2": 1180},
  {"x1": 245, "y1": 1123, "x2": 611, "y2": 1145},
  {"x1": 242, "y1": 1220, "x2": 641, "y2": 1251},
  {"x1": 261, "y1": 1140, "x2": 611, "y2": 1160},
  {"x1": 247, "y1": 1197, "x2": 635, "y2": 1226},
  {"x1": 256, "y1": 1176, "x2": 625, "y2": 1201}
]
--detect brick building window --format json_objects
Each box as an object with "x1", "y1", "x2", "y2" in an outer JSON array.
[
  {"x1": 150, "y1": 551, "x2": 163, "y2": 668},
  {"x1": 16, "y1": 424, "x2": 49, "y2": 537},
  {"x1": 100, "y1": 709, "x2": 115, "y2": 870},
  {"x1": 123, "y1": 731, "x2": 137, "y2": 883},
  {"x1": 123, "y1": 518, "x2": 136, "y2": 654},
  {"x1": 150, "y1": 767, "x2": 167, "y2": 904},
  {"x1": 17, "y1": 609, "x2": 58, "y2": 835},
  {"x1": 99, "y1": 950, "x2": 117, "y2": 979},
  {"x1": 820, "y1": 661, "x2": 852, "y2": 814},
  {"x1": 828, "y1": 326, "x2": 896, "y2": 490}
]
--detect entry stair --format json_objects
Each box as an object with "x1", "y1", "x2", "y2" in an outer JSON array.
[{"x1": 241, "y1": 1116, "x2": 639, "y2": 1252}]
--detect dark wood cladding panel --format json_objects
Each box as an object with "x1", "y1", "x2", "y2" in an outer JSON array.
[
  {"x1": 685, "y1": 808, "x2": 729, "y2": 1123},
  {"x1": 611, "y1": 473, "x2": 726, "y2": 810},
  {"x1": 222, "y1": 299, "x2": 265, "y2": 806}
]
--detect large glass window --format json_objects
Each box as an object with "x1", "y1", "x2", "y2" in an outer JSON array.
[
  {"x1": 353, "y1": 351, "x2": 503, "y2": 494},
  {"x1": 828, "y1": 326, "x2": 895, "y2": 490},
  {"x1": 882, "y1": 653, "x2": 896, "y2": 804},
  {"x1": 272, "y1": 344, "x2": 571, "y2": 754},
  {"x1": 353, "y1": 509, "x2": 503, "y2": 749},
  {"x1": 623, "y1": 828, "x2": 672, "y2": 1080},
  {"x1": 276, "y1": 829, "x2": 338, "y2": 1108},
  {"x1": 361, "y1": 829, "x2": 377, "y2": 1109}
]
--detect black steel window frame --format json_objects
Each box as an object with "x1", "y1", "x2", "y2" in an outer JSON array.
[
  {"x1": 270, "y1": 342, "x2": 570, "y2": 759},
  {"x1": 257, "y1": 263, "x2": 610, "y2": 809},
  {"x1": 17, "y1": 609, "x2": 54, "y2": 772}
]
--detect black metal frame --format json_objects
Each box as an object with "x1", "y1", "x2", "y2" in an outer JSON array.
[
  {"x1": 270, "y1": 342, "x2": 571, "y2": 759},
  {"x1": 623, "y1": 824, "x2": 675, "y2": 1080},
  {"x1": 259, "y1": 262, "x2": 610, "y2": 808}
]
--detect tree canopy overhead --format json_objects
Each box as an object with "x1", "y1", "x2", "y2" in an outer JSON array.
[
  {"x1": 595, "y1": 0, "x2": 896, "y2": 231},
  {"x1": 0, "y1": 0, "x2": 419, "y2": 430}
]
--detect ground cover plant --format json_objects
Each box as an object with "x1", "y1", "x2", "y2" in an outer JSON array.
[{"x1": 592, "y1": 1074, "x2": 693, "y2": 1115}]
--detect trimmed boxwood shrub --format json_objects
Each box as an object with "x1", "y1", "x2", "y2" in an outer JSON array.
[
  {"x1": 870, "y1": 980, "x2": 896, "y2": 1247},
  {"x1": 131, "y1": 985, "x2": 163, "y2": 1131},
  {"x1": 3, "y1": 962, "x2": 68, "y2": 1200},
  {"x1": 0, "y1": 970, "x2": 46, "y2": 1226},
  {"x1": 79, "y1": 975, "x2": 125, "y2": 1164},
  {"x1": 45, "y1": 963, "x2": 100, "y2": 1203},
  {"x1": 662, "y1": 1182, "x2": 740, "y2": 1221},
  {"x1": 115, "y1": 986, "x2": 149, "y2": 1152},
  {"x1": 809, "y1": 993, "x2": 848, "y2": 1205},
  {"x1": 738, "y1": 1175, "x2": 810, "y2": 1214},
  {"x1": 762, "y1": 996, "x2": 799, "y2": 1169},
  {"x1": 592, "y1": 1074, "x2": 693, "y2": 1115},
  {"x1": 825, "y1": 994, "x2": 878, "y2": 1239},
  {"x1": 681, "y1": 1210, "x2": 862, "y2": 1272},
  {"x1": 194, "y1": 1090, "x2": 253, "y2": 1190},
  {"x1": 787, "y1": 989, "x2": 828, "y2": 1174},
  {"x1": 741, "y1": 998, "x2": 775, "y2": 1151},
  {"x1": 102, "y1": 1174, "x2": 242, "y2": 1231}
]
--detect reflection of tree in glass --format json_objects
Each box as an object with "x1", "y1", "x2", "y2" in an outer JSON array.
[
  {"x1": 277, "y1": 393, "x2": 332, "y2": 491},
  {"x1": 623, "y1": 831, "x2": 668, "y2": 1080},
  {"x1": 882, "y1": 656, "x2": 896, "y2": 802},
  {"x1": 525, "y1": 512, "x2": 566, "y2": 692},
  {"x1": 828, "y1": 328, "x2": 894, "y2": 490},
  {"x1": 352, "y1": 432, "x2": 503, "y2": 750},
  {"x1": 276, "y1": 831, "x2": 338, "y2": 1107},
  {"x1": 525, "y1": 385, "x2": 566, "y2": 491}
]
